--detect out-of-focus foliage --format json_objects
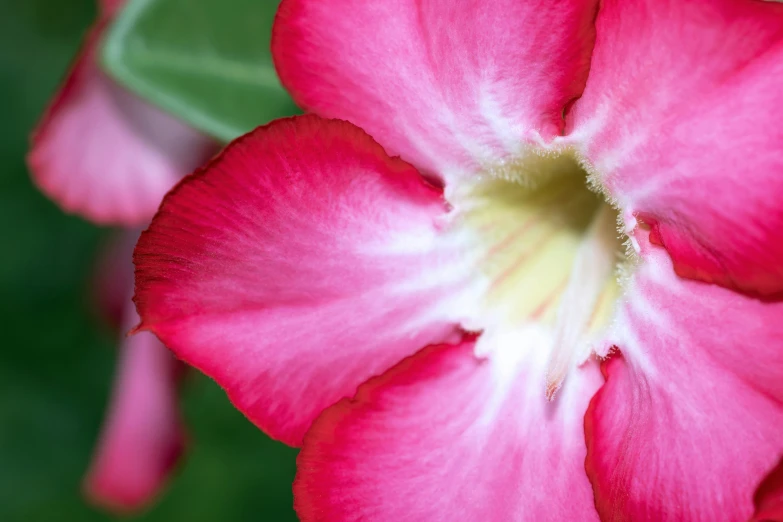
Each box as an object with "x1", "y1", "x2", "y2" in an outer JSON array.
[
  {"x1": 103, "y1": 0, "x2": 300, "y2": 142},
  {"x1": 0, "y1": 0, "x2": 297, "y2": 520}
]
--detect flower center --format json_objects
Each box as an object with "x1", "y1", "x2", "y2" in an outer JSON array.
[{"x1": 446, "y1": 150, "x2": 624, "y2": 399}]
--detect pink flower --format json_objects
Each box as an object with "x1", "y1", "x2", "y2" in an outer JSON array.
[
  {"x1": 133, "y1": 0, "x2": 783, "y2": 520},
  {"x1": 83, "y1": 232, "x2": 188, "y2": 513},
  {"x1": 27, "y1": 0, "x2": 214, "y2": 512},
  {"x1": 28, "y1": 0, "x2": 214, "y2": 226}
]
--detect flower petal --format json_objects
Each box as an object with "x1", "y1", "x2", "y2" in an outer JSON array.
[
  {"x1": 753, "y1": 458, "x2": 783, "y2": 522},
  {"x1": 585, "y1": 241, "x2": 783, "y2": 521},
  {"x1": 84, "y1": 309, "x2": 186, "y2": 513},
  {"x1": 28, "y1": 20, "x2": 216, "y2": 225},
  {"x1": 568, "y1": 0, "x2": 783, "y2": 297},
  {"x1": 273, "y1": 0, "x2": 598, "y2": 182},
  {"x1": 295, "y1": 339, "x2": 602, "y2": 521},
  {"x1": 134, "y1": 115, "x2": 472, "y2": 446}
]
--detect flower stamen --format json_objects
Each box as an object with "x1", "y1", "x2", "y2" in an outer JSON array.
[
  {"x1": 545, "y1": 204, "x2": 618, "y2": 400},
  {"x1": 448, "y1": 149, "x2": 624, "y2": 401}
]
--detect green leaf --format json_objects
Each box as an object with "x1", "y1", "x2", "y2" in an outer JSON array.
[{"x1": 102, "y1": 0, "x2": 299, "y2": 142}]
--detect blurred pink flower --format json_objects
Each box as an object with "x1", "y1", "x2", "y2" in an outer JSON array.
[
  {"x1": 27, "y1": 0, "x2": 215, "y2": 513},
  {"x1": 28, "y1": 0, "x2": 214, "y2": 225},
  {"x1": 83, "y1": 232, "x2": 188, "y2": 513}
]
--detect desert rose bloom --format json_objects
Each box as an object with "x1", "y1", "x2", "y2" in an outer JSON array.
[
  {"x1": 133, "y1": 0, "x2": 783, "y2": 520},
  {"x1": 27, "y1": 0, "x2": 214, "y2": 512}
]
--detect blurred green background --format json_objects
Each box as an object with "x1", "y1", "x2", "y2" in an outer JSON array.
[{"x1": 0, "y1": 0, "x2": 298, "y2": 520}]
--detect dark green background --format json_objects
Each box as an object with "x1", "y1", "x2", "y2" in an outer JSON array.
[{"x1": 0, "y1": 1, "x2": 298, "y2": 520}]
